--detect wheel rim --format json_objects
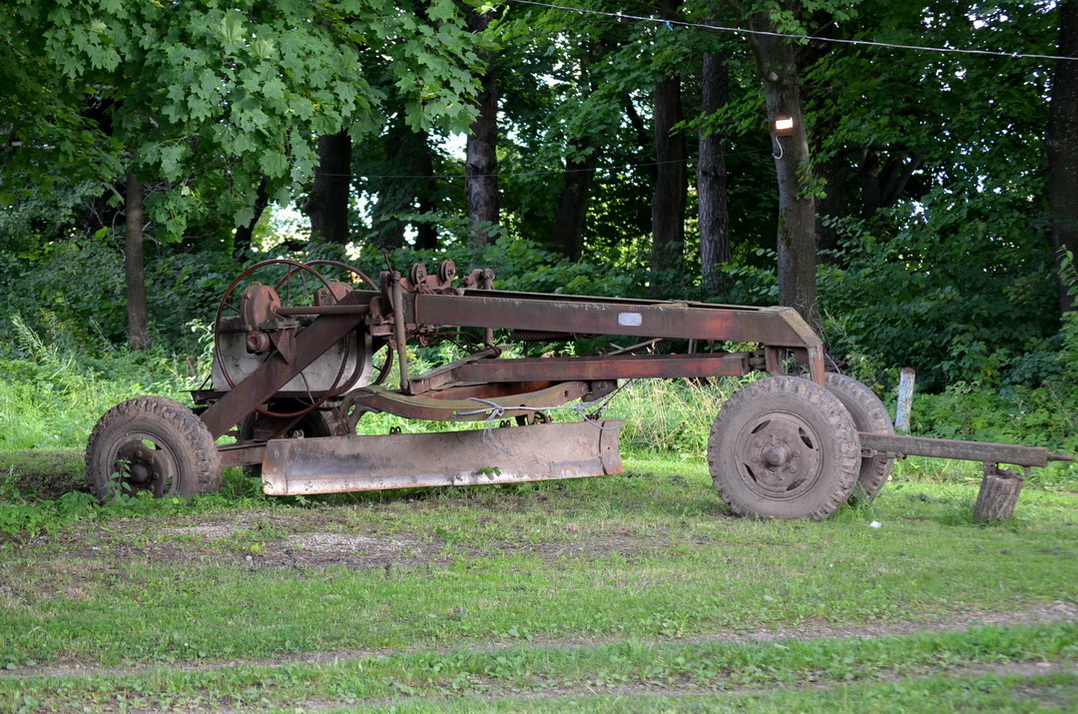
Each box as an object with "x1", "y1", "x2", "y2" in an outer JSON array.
[
  {"x1": 731, "y1": 411, "x2": 827, "y2": 500},
  {"x1": 110, "y1": 432, "x2": 181, "y2": 498}
]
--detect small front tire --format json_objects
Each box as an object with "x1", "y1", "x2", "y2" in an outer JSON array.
[{"x1": 86, "y1": 396, "x2": 221, "y2": 501}]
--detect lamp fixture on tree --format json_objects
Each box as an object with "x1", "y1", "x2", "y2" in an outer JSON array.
[{"x1": 772, "y1": 116, "x2": 795, "y2": 137}]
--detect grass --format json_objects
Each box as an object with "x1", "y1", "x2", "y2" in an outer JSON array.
[
  {"x1": 0, "y1": 453, "x2": 1075, "y2": 712},
  {"x1": 0, "y1": 328, "x2": 1075, "y2": 711},
  {"x1": 0, "y1": 625, "x2": 1074, "y2": 711}
]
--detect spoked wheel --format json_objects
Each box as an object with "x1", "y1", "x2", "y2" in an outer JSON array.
[
  {"x1": 824, "y1": 373, "x2": 894, "y2": 505},
  {"x1": 213, "y1": 259, "x2": 339, "y2": 394},
  {"x1": 707, "y1": 376, "x2": 861, "y2": 520},
  {"x1": 213, "y1": 259, "x2": 365, "y2": 421},
  {"x1": 86, "y1": 396, "x2": 221, "y2": 501}
]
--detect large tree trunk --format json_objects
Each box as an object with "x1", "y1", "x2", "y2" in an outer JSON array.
[
  {"x1": 747, "y1": 20, "x2": 821, "y2": 334},
  {"x1": 698, "y1": 51, "x2": 731, "y2": 291},
  {"x1": 465, "y1": 12, "x2": 499, "y2": 247},
  {"x1": 305, "y1": 130, "x2": 352, "y2": 244},
  {"x1": 125, "y1": 170, "x2": 149, "y2": 351},
  {"x1": 1048, "y1": 0, "x2": 1078, "y2": 312},
  {"x1": 815, "y1": 155, "x2": 848, "y2": 262},
  {"x1": 551, "y1": 138, "x2": 598, "y2": 261},
  {"x1": 233, "y1": 179, "x2": 270, "y2": 257},
  {"x1": 371, "y1": 124, "x2": 439, "y2": 250},
  {"x1": 651, "y1": 74, "x2": 686, "y2": 292}
]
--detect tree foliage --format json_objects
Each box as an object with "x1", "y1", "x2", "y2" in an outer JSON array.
[{"x1": 0, "y1": 0, "x2": 1070, "y2": 393}]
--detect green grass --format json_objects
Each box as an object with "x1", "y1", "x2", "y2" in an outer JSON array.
[
  {"x1": 0, "y1": 455, "x2": 1074, "y2": 713},
  {"x1": 0, "y1": 332, "x2": 1076, "y2": 711},
  {"x1": 0, "y1": 624, "x2": 1073, "y2": 711}
]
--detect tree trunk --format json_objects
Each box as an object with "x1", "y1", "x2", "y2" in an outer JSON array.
[
  {"x1": 551, "y1": 138, "x2": 598, "y2": 261},
  {"x1": 973, "y1": 464, "x2": 1023, "y2": 522},
  {"x1": 815, "y1": 155, "x2": 848, "y2": 262},
  {"x1": 125, "y1": 170, "x2": 149, "y2": 351},
  {"x1": 466, "y1": 12, "x2": 499, "y2": 247},
  {"x1": 651, "y1": 74, "x2": 686, "y2": 292},
  {"x1": 305, "y1": 130, "x2": 352, "y2": 244},
  {"x1": 234, "y1": 179, "x2": 270, "y2": 257},
  {"x1": 413, "y1": 129, "x2": 439, "y2": 250},
  {"x1": 748, "y1": 20, "x2": 821, "y2": 334},
  {"x1": 371, "y1": 124, "x2": 439, "y2": 250},
  {"x1": 698, "y1": 51, "x2": 731, "y2": 290},
  {"x1": 1048, "y1": 0, "x2": 1078, "y2": 312}
]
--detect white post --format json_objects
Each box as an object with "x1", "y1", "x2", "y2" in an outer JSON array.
[{"x1": 895, "y1": 368, "x2": 916, "y2": 433}]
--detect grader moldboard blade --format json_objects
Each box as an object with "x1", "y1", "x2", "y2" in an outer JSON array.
[
  {"x1": 85, "y1": 257, "x2": 1071, "y2": 520},
  {"x1": 261, "y1": 420, "x2": 623, "y2": 496}
]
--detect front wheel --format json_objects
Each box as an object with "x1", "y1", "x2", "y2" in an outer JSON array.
[
  {"x1": 707, "y1": 377, "x2": 861, "y2": 520},
  {"x1": 86, "y1": 396, "x2": 221, "y2": 501}
]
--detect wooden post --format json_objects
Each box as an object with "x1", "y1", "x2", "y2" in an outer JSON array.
[
  {"x1": 974, "y1": 463, "x2": 1024, "y2": 523},
  {"x1": 895, "y1": 368, "x2": 916, "y2": 433}
]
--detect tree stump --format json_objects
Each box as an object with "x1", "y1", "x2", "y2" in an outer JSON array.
[{"x1": 974, "y1": 464, "x2": 1024, "y2": 523}]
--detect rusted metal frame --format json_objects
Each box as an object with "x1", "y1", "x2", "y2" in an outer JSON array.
[
  {"x1": 275, "y1": 304, "x2": 373, "y2": 316},
  {"x1": 390, "y1": 274, "x2": 412, "y2": 393},
  {"x1": 198, "y1": 290, "x2": 369, "y2": 439},
  {"x1": 409, "y1": 352, "x2": 756, "y2": 394},
  {"x1": 414, "y1": 293, "x2": 809, "y2": 343},
  {"x1": 343, "y1": 382, "x2": 592, "y2": 421},
  {"x1": 218, "y1": 442, "x2": 265, "y2": 468},
  {"x1": 858, "y1": 433, "x2": 1072, "y2": 469},
  {"x1": 414, "y1": 292, "x2": 826, "y2": 383},
  {"x1": 461, "y1": 288, "x2": 765, "y2": 311}
]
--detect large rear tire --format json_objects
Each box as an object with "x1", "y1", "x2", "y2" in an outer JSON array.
[
  {"x1": 86, "y1": 396, "x2": 221, "y2": 501},
  {"x1": 707, "y1": 376, "x2": 860, "y2": 520},
  {"x1": 823, "y1": 373, "x2": 894, "y2": 505}
]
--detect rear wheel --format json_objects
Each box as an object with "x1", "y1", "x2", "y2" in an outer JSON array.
[
  {"x1": 824, "y1": 373, "x2": 894, "y2": 504},
  {"x1": 707, "y1": 376, "x2": 860, "y2": 520},
  {"x1": 86, "y1": 396, "x2": 221, "y2": 501},
  {"x1": 239, "y1": 402, "x2": 349, "y2": 478}
]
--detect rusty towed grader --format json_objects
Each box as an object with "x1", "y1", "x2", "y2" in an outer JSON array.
[{"x1": 86, "y1": 259, "x2": 1071, "y2": 519}]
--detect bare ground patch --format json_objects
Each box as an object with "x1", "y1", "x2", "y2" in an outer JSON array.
[{"x1": 14, "y1": 508, "x2": 680, "y2": 572}]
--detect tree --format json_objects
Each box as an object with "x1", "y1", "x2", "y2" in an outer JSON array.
[
  {"x1": 697, "y1": 50, "x2": 731, "y2": 288},
  {"x1": 1, "y1": 0, "x2": 484, "y2": 343},
  {"x1": 465, "y1": 10, "x2": 501, "y2": 246},
  {"x1": 1048, "y1": 0, "x2": 1078, "y2": 312},
  {"x1": 305, "y1": 131, "x2": 353, "y2": 245},
  {"x1": 742, "y1": 2, "x2": 823, "y2": 332},
  {"x1": 650, "y1": 1, "x2": 689, "y2": 289},
  {"x1": 124, "y1": 168, "x2": 149, "y2": 350}
]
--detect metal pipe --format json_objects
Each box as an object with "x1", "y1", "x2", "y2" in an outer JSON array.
[
  {"x1": 391, "y1": 276, "x2": 411, "y2": 393},
  {"x1": 859, "y1": 432, "x2": 1054, "y2": 468},
  {"x1": 274, "y1": 305, "x2": 371, "y2": 316}
]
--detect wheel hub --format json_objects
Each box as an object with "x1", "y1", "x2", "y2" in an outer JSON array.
[
  {"x1": 116, "y1": 438, "x2": 174, "y2": 496},
  {"x1": 736, "y1": 414, "x2": 822, "y2": 497}
]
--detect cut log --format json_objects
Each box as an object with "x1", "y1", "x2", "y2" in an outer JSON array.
[{"x1": 974, "y1": 464, "x2": 1024, "y2": 523}]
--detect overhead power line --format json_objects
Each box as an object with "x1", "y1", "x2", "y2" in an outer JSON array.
[
  {"x1": 506, "y1": 0, "x2": 1078, "y2": 63},
  {"x1": 314, "y1": 149, "x2": 772, "y2": 183}
]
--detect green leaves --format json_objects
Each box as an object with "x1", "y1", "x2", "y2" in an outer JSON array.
[{"x1": 216, "y1": 12, "x2": 246, "y2": 47}]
